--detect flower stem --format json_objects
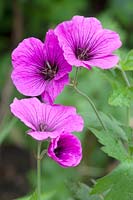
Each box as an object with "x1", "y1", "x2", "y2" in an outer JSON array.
[
  {"x1": 127, "y1": 107, "x2": 130, "y2": 126},
  {"x1": 118, "y1": 65, "x2": 132, "y2": 156},
  {"x1": 119, "y1": 68, "x2": 131, "y2": 126},
  {"x1": 37, "y1": 141, "x2": 42, "y2": 200},
  {"x1": 73, "y1": 85, "x2": 106, "y2": 131},
  {"x1": 121, "y1": 69, "x2": 131, "y2": 87},
  {"x1": 73, "y1": 67, "x2": 79, "y2": 87}
]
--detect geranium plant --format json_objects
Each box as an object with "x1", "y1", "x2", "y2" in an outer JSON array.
[{"x1": 10, "y1": 15, "x2": 133, "y2": 200}]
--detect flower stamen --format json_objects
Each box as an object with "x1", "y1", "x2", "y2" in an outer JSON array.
[
  {"x1": 42, "y1": 61, "x2": 58, "y2": 81},
  {"x1": 38, "y1": 123, "x2": 47, "y2": 131},
  {"x1": 76, "y1": 47, "x2": 90, "y2": 61}
]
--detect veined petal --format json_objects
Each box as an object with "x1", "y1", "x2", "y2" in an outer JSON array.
[
  {"x1": 41, "y1": 74, "x2": 69, "y2": 104},
  {"x1": 55, "y1": 16, "x2": 102, "y2": 67},
  {"x1": 88, "y1": 29, "x2": 122, "y2": 56},
  {"x1": 11, "y1": 37, "x2": 46, "y2": 96},
  {"x1": 83, "y1": 55, "x2": 119, "y2": 69},
  {"x1": 44, "y1": 29, "x2": 72, "y2": 79},
  {"x1": 55, "y1": 15, "x2": 122, "y2": 69},
  {"x1": 47, "y1": 132, "x2": 82, "y2": 167},
  {"x1": 10, "y1": 98, "x2": 84, "y2": 141},
  {"x1": 11, "y1": 65, "x2": 46, "y2": 96},
  {"x1": 27, "y1": 130, "x2": 60, "y2": 141},
  {"x1": 12, "y1": 37, "x2": 44, "y2": 69},
  {"x1": 10, "y1": 97, "x2": 42, "y2": 130},
  {"x1": 42, "y1": 104, "x2": 84, "y2": 133}
]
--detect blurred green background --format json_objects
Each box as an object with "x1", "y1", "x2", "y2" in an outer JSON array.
[{"x1": 0, "y1": 0, "x2": 132, "y2": 199}]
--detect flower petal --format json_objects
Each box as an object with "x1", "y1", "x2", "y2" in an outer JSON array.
[
  {"x1": 41, "y1": 74, "x2": 69, "y2": 104},
  {"x1": 44, "y1": 30, "x2": 72, "y2": 80},
  {"x1": 43, "y1": 104, "x2": 84, "y2": 133},
  {"x1": 12, "y1": 37, "x2": 44, "y2": 69},
  {"x1": 27, "y1": 130, "x2": 60, "y2": 141},
  {"x1": 83, "y1": 55, "x2": 119, "y2": 69},
  {"x1": 10, "y1": 98, "x2": 84, "y2": 141},
  {"x1": 55, "y1": 16, "x2": 102, "y2": 67},
  {"x1": 10, "y1": 97, "x2": 42, "y2": 130},
  {"x1": 88, "y1": 29, "x2": 122, "y2": 55},
  {"x1": 11, "y1": 37, "x2": 46, "y2": 96},
  {"x1": 47, "y1": 132, "x2": 82, "y2": 167},
  {"x1": 11, "y1": 66, "x2": 46, "y2": 96},
  {"x1": 55, "y1": 15, "x2": 122, "y2": 69}
]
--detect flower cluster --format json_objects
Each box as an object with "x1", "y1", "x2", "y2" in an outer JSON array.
[{"x1": 10, "y1": 15, "x2": 121, "y2": 167}]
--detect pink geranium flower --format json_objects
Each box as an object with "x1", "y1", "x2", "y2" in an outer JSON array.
[
  {"x1": 10, "y1": 98, "x2": 84, "y2": 141},
  {"x1": 11, "y1": 30, "x2": 72, "y2": 104},
  {"x1": 55, "y1": 15, "x2": 122, "y2": 69},
  {"x1": 48, "y1": 132, "x2": 82, "y2": 167}
]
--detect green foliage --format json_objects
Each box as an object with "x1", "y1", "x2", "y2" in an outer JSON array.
[
  {"x1": 121, "y1": 50, "x2": 133, "y2": 71},
  {"x1": 88, "y1": 112, "x2": 129, "y2": 161},
  {"x1": 0, "y1": 1, "x2": 133, "y2": 200},
  {"x1": 100, "y1": 68, "x2": 125, "y2": 88},
  {"x1": 108, "y1": 86, "x2": 133, "y2": 107},
  {"x1": 87, "y1": 91, "x2": 133, "y2": 200},
  {"x1": 0, "y1": 118, "x2": 17, "y2": 145},
  {"x1": 90, "y1": 128, "x2": 128, "y2": 161},
  {"x1": 88, "y1": 112, "x2": 128, "y2": 141},
  {"x1": 29, "y1": 192, "x2": 37, "y2": 200},
  {"x1": 17, "y1": 191, "x2": 55, "y2": 200},
  {"x1": 99, "y1": 62, "x2": 133, "y2": 107},
  {"x1": 92, "y1": 162, "x2": 133, "y2": 200},
  {"x1": 68, "y1": 182, "x2": 101, "y2": 200},
  {"x1": 28, "y1": 157, "x2": 78, "y2": 200}
]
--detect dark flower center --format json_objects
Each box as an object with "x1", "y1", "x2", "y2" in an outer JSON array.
[
  {"x1": 75, "y1": 47, "x2": 92, "y2": 61},
  {"x1": 54, "y1": 146, "x2": 63, "y2": 158},
  {"x1": 42, "y1": 61, "x2": 58, "y2": 81},
  {"x1": 38, "y1": 123, "x2": 48, "y2": 131}
]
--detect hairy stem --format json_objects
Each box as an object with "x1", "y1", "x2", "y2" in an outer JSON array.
[
  {"x1": 121, "y1": 69, "x2": 131, "y2": 88},
  {"x1": 72, "y1": 85, "x2": 106, "y2": 131},
  {"x1": 73, "y1": 67, "x2": 79, "y2": 86},
  {"x1": 120, "y1": 68, "x2": 131, "y2": 126},
  {"x1": 37, "y1": 142, "x2": 42, "y2": 200}
]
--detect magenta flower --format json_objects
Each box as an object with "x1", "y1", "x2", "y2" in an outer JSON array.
[
  {"x1": 10, "y1": 98, "x2": 84, "y2": 141},
  {"x1": 47, "y1": 132, "x2": 82, "y2": 167},
  {"x1": 11, "y1": 30, "x2": 72, "y2": 104},
  {"x1": 55, "y1": 15, "x2": 122, "y2": 69}
]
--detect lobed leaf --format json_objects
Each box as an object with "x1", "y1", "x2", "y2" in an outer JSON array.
[
  {"x1": 90, "y1": 128, "x2": 128, "y2": 161},
  {"x1": 69, "y1": 182, "x2": 101, "y2": 200},
  {"x1": 99, "y1": 66, "x2": 133, "y2": 107},
  {"x1": 108, "y1": 86, "x2": 133, "y2": 107},
  {"x1": 88, "y1": 112, "x2": 128, "y2": 141},
  {"x1": 121, "y1": 50, "x2": 133, "y2": 71},
  {"x1": 88, "y1": 112, "x2": 130, "y2": 161},
  {"x1": 91, "y1": 162, "x2": 133, "y2": 200}
]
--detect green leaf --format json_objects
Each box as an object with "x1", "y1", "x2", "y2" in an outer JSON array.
[
  {"x1": 99, "y1": 67, "x2": 132, "y2": 107},
  {"x1": 0, "y1": 118, "x2": 18, "y2": 145},
  {"x1": 90, "y1": 128, "x2": 128, "y2": 161},
  {"x1": 91, "y1": 162, "x2": 133, "y2": 200},
  {"x1": 69, "y1": 182, "x2": 101, "y2": 200},
  {"x1": 16, "y1": 191, "x2": 55, "y2": 200},
  {"x1": 88, "y1": 112, "x2": 128, "y2": 142},
  {"x1": 100, "y1": 68, "x2": 125, "y2": 88},
  {"x1": 108, "y1": 86, "x2": 133, "y2": 107},
  {"x1": 87, "y1": 112, "x2": 130, "y2": 161},
  {"x1": 29, "y1": 192, "x2": 37, "y2": 200},
  {"x1": 121, "y1": 50, "x2": 133, "y2": 71}
]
